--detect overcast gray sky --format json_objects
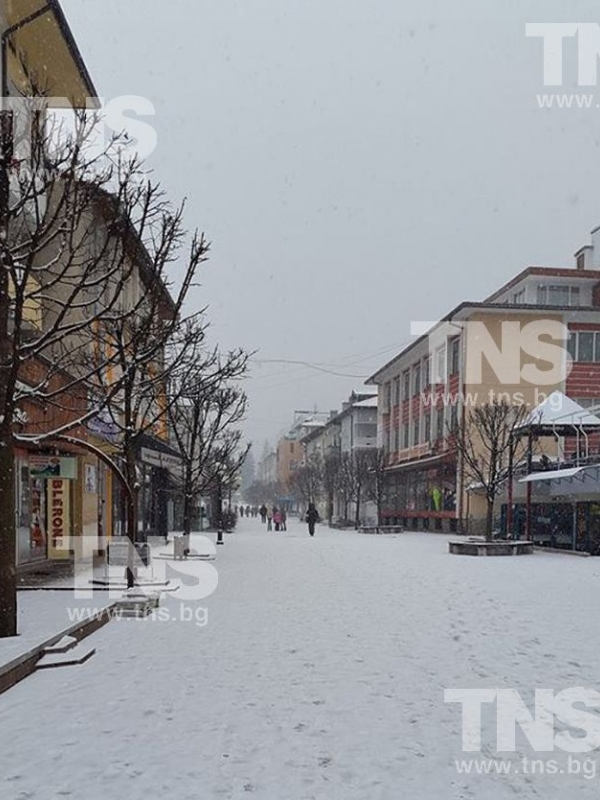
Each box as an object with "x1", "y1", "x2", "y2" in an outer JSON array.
[{"x1": 62, "y1": 0, "x2": 600, "y2": 448}]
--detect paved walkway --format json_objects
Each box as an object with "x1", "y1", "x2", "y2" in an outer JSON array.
[{"x1": 1, "y1": 519, "x2": 600, "y2": 799}]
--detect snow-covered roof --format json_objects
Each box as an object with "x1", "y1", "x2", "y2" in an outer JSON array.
[
  {"x1": 517, "y1": 391, "x2": 600, "y2": 431},
  {"x1": 300, "y1": 419, "x2": 327, "y2": 429},
  {"x1": 353, "y1": 396, "x2": 378, "y2": 409}
]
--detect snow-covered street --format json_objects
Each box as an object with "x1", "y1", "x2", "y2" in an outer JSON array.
[{"x1": 2, "y1": 519, "x2": 600, "y2": 799}]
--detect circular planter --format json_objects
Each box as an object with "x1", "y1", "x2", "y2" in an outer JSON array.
[{"x1": 449, "y1": 539, "x2": 534, "y2": 556}]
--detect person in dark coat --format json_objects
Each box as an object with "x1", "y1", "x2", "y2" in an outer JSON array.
[
  {"x1": 259, "y1": 504, "x2": 267, "y2": 523},
  {"x1": 305, "y1": 503, "x2": 319, "y2": 537}
]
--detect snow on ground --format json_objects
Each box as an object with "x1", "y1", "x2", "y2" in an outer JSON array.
[{"x1": 2, "y1": 519, "x2": 600, "y2": 799}]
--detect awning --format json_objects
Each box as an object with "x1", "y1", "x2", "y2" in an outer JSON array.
[
  {"x1": 386, "y1": 453, "x2": 453, "y2": 473},
  {"x1": 4, "y1": 0, "x2": 98, "y2": 107},
  {"x1": 519, "y1": 467, "x2": 585, "y2": 484}
]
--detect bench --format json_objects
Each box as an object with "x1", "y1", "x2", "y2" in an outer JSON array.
[{"x1": 359, "y1": 525, "x2": 405, "y2": 534}]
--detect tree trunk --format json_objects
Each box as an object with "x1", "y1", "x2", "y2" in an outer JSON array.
[
  {"x1": 485, "y1": 497, "x2": 494, "y2": 542},
  {"x1": 0, "y1": 435, "x2": 17, "y2": 637},
  {"x1": 124, "y1": 443, "x2": 138, "y2": 589},
  {"x1": 355, "y1": 490, "x2": 361, "y2": 530}
]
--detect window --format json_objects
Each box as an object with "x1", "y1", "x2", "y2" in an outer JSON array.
[
  {"x1": 579, "y1": 332, "x2": 595, "y2": 362},
  {"x1": 450, "y1": 404, "x2": 459, "y2": 432},
  {"x1": 385, "y1": 382, "x2": 392, "y2": 411},
  {"x1": 513, "y1": 289, "x2": 526, "y2": 304},
  {"x1": 435, "y1": 346, "x2": 446, "y2": 383},
  {"x1": 402, "y1": 371, "x2": 410, "y2": 400},
  {"x1": 423, "y1": 357, "x2": 430, "y2": 388},
  {"x1": 449, "y1": 338, "x2": 460, "y2": 375},
  {"x1": 403, "y1": 422, "x2": 409, "y2": 448},
  {"x1": 436, "y1": 407, "x2": 445, "y2": 440},
  {"x1": 537, "y1": 284, "x2": 581, "y2": 307},
  {"x1": 394, "y1": 377, "x2": 401, "y2": 405},
  {"x1": 424, "y1": 411, "x2": 431, "y2": 443},
  {"x1": 577, "y1": 253, "x2": 586, "y2": 270},
  {"x1": 413, "y1": 416, "x2": 420, "y2": 445},
  {"x1": 355, "y1": 423, "x2": 377, "y2": 439},
  {"x1": 413, "y1": 364, "x2": 421, "y2": 395},
  {"x1": 568, "y1": 331, "x2": 600, "y2": 362},
  {"x1": 394, "y1": 428, "x2": 400, "y2": 452},
  {"x1": 576, "y1": 398, "x2": 600, "y2": 409}
]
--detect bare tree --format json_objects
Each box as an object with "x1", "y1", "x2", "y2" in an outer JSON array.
[
  {"x1": 0, "y1": 105, "x2": 207, "y2": 634},
  {"x1": 168, "y1": 347, "x2": 250, "y2": 544},
  {"x1": 290, "y1": 454, "x2": 323, "y2": 512},
  {"x1": 335, "y1": 452, "x2": 357, "y2": 524},
  {"x1": 363, "y1": 447, "x2": 387, "y2": 529},
  {"x1": 321, "y1": 451, "x2": 340, "y2": 525},
  {"x1": 454, "y1": 400, "x2": 529, "y2": 541}
]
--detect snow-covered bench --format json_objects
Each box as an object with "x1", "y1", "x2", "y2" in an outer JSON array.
[{"x1": 359, "y1": 525, "x2": 405, "y2": 534}]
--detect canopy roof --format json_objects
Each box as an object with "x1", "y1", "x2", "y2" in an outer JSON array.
[
  {"x1": 4, "y1": 0, "x2": 98, "y2": 107},
  {"x1": 515, "y1": 391, "x2": 600, "y2": 436}
]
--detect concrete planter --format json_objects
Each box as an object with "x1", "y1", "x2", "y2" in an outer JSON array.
[{"x1": 449, "y1": 539, "x2": 534, "y2": 556}]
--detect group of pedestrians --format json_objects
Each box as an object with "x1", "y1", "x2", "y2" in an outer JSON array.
[
  {"x1": 256, "y1": 502, "x2": 320, "y2": 536},
  {"x1": 237, "y1": 505, "x2": 260, "y2": 518},
  {"x1": 258, "y1": 504, "x2": 287, "y2": 531}
]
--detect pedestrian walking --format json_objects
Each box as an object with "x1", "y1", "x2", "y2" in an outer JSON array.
[
  {"x1": 259, "y1": 504, "x2": 267, "y2": 523},
  {"x1": 240, "y1": 505, "x2": 244, "y2": 518},
  {"x1": 266, "y1": 508, "x2": 273, "y2": 531},
  {"x1": 305, "y1": 503, "x2": 319, "y2": 537},
  {"x1": 273, "y1": 508, "x2": 282, "y2": 532},
  {"x1": 281, "y1": 508, "x2": 287, "y2": 531}
]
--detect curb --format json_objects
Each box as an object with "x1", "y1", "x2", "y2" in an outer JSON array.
[
  {"x1": 0, "y1": 602, "x2": 117, "y2": 696},
  {"x1": 533, "y1": 546, "x2": 591, "y2": 557}
]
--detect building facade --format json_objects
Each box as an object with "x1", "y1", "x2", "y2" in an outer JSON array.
[{"x1": 368, "y1": 230, "x2": 600, "y2": 533}]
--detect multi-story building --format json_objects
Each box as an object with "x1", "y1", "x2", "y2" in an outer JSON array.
[
  {"x1": 298, "y1": 391, "x2": 378, "y2": 523},
  {"x1": 4, "y1": 0, "x2": 101, "y2": 571},
  {"x1": 368, "y1": 227, "x2": 600, "y2": 533},
  {"x1": 276, "y1": 410, "x2": 333, "y2": 488}
]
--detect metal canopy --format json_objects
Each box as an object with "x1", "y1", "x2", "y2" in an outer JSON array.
[
  {"x1": 519, "y1": 466, "x2": 586, "y2": 484},
  {"x1": 515, "y1": 391, "x2": 600, "y2": 436}
]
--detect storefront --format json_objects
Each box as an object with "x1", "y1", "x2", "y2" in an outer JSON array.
[
  {"x1": 15, "y1": 451, "x2": 77, "y2": 567},
  {"x1": 504, "y1": 463, "x2": 600, "y2": 553},
  {"x1": 382, "y1": 456, "x2": 459, "y2": 531}
]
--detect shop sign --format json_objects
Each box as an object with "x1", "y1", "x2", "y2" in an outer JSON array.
[
  {"x1": 47, "y1": 479, "x2": 70, "y2": 560},
  {"x1": 30, "y1": 456, "x2": 77, "y2": 480},
  {"x1": 140, "y1": 446, "x2": 182, "y2": 473}
]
